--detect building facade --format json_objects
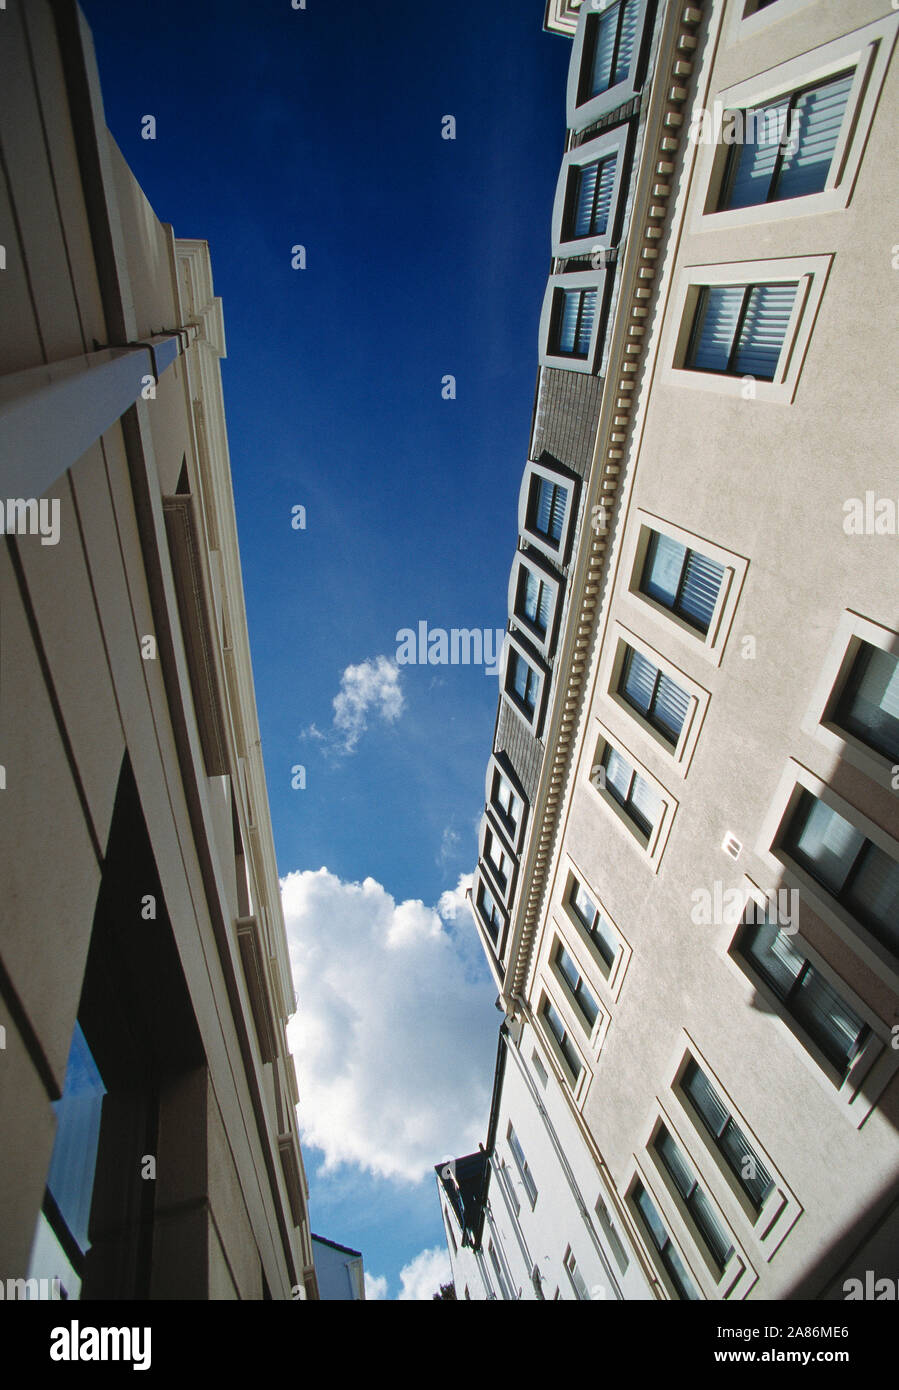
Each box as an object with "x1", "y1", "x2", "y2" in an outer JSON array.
[
  {"x1": 0, "y1": 0, "x2": 316, "y2": 1299},
  {"x1": 453, "y1": 0, "x2": 899, "y2": 1300},
  {"x1": 312, "y1": 1235, "x2": 366, "y2": 1301}
]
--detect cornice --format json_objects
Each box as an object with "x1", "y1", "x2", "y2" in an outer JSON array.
[{"x1": 503, "y1": 1, "x2": 705, "y2": 1008}]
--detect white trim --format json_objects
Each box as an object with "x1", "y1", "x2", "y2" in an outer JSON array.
[
  {"x1": 538, "y1": 269, "x2": 610, "y2": 374},
  {"x1": 600, "y1": 621, "x2": 711, "y2": 774},
  {"x1": 585, "y1": 717, "x2": 677, "y2": 870},
  {"x1": 508, "y1": 550, "x2": 564, "y2": 661},
  {"x1": 551, "y1": 125, "x2": 632, "y2": 260},
  {"x1": 518, "y1": 458, "x2": 579, "y2": 565},
  {"x1": 567, "y1": 0, "x2": 653, "y2": 130}
]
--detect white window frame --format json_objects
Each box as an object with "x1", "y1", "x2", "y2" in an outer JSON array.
[
  {"x1": 696, "y1": 15, "x2": 897, "y2": 230},
  {"x1": 800, "y1": 611, "x2": 899, "y2": 793},
  {"x1": 601, "y1": 623, "x2": 711, "y2": 774},
  {"x1": 471, "y1": 864, "x2": 509, "y2": 971},
  {"x1": 478, "y1": 810, "x2": 517, "y2": 909},
  {"x1": 646, "y1": 1109, "x2": 757, "y2": 1298},
  {"x1": 662, "y1": 254, "x2": 833, "y2": 404},
  {"x1": 500, "y1": 631, "x2": 551, "y2": 738},
  {"x1": 586, "y1": 719, "x2": 677, "y2": 870},
  {"x1": 508, "y1": 550, "x2": 563, "y2": 661},
  {"x1": 547, "y1": 930, "x2": 610, "y2": 1050},
  {"x1": 485, "y1": 753, "x2": 528, "y2": 853},
  {"x1": 756, "y1": 760, "x2": 899, "y2": 990},
  {"x1": 625, "y1": 1165, "x2": 705, "y2": 1302},
  {"x1": 551, "y1": 124, "x2": 632, "y2": 260},
  {"x1": 671, "y1": 1038, "x2": 801, "y2": 1256},
  {"x1": 538, "y1": 269, "x2": 609, "y2": 374},
  {"x1": 621, "y1": 511, "x2": 748, "y2": 667},
  {"x1": 518, "y1": 459, "x2": 578, "y2": 565},
  {"x1": 567, "y1": 0, "x2": 653, "y2": 130},
  {"x1": 722, "y1": 878, "x2": 897, "y2": 1127},
  {"x1": 536, "y1": 985, "x2": 589, "y2": 1102},
  {"x1": 559, "y1": 859, "x2": 632, "y2": 998}
]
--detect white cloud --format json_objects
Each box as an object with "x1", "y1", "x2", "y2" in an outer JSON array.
[
  {"x1": 283, "y1": 868, "x2": 494, "y2": 1183},
  {"x1": 397, "y1": 1246, "x2": 452, "y2": 1301},
  {"x1": 364, "y1": 1271, "x2": 388, "y2": 1301},
  {"x1": 332, "y1": 654, "x2": 404, "y2": 753},
  {"x1": 437, "y1": 872, "x2": 473, "y2": 923},
  {"x1": 437, "y1": 825, "x2": 460, "y2": 867}
]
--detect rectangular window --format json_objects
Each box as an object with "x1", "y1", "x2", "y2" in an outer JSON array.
[
  {"x1": 550, "y1": 287, "x2": 598, "y2": 359},
  {"x1": 532, "y1": 1050, "x2": 549, "y2": 1089},
  {"x1": 719, "y1": 71, "x2": 854, "y2": 210},
  {"x1": 783, "y1": 791, "x2": 899, "y2": 960},
  {"x1": 489, "y1": 1239, "x2": 512, "y2": 1300},
  {"x1": 500, "y1": 1159, "x2": 520, "y2": 1218},
  {"x1": 515, "y1": 567, "x2": 553, "y2": 640},
  {"x1": 619, "y1": 646, "x2": 691, "y2": 745},
  {"x1": 507, "y1": 650, "x2": 539, "y2": 720},
  {"x1": 527, "y1": 476, "x2": 569, "y2": 548},
  {"x1": 564, "y1": 1247, "x2": 590, "y2": 1300},
  {"x1": 491, "y1": 769, "x2": 521, "y2": 841},
  {"x1": 740, "y1": 915, "x2": 870, "y2": 1077},
  {"x1": 507, "y1": 1123, "x2": 538, "y2": 1208},
  {"x1": 581, "y1": 0, "x2": 640, "y2": 102},
  {"x1": 477, "y1": 881, "x2": 501, "y2": 945},
  {"x1": 570, "y1": 879, "x2": 617, "y2": 971},
  {"x1": 685, "y1": 283, "x2": 798, "y2": 380},
  {"x1": 681, "y1": 1060, "x2": 773, "y2": 1211},
  {"x1": 566, "y1": 154, "x2": 618, "y2": 239},
  {"x1": 632, "y1": 1181, "x2": 699, "y2": 1300},
  {"x1": 484, "y1": 829, "x2": 510, "y2": 895},
  {"x1": 833, "y1": 643, "x2": 899, "y2": 762},
  {"x1": 654, "y1": 1127, "x2": 734, "y2": 1271},
  {"x1": 554, "y1": 941, "x2": 600, "y2": 1032},
  {"x1": 602, "y1": 744, "x2": 662, "y2": 838},
  {"x1": 595, "y1": 1195, "x2": 629, "y2": 1274},
  {"x1": 542, "y1": 998, "x2": 582, "y2": 1082},
  {"x1": 640, "y1": 531, "x2": 725, "y2": 636}
]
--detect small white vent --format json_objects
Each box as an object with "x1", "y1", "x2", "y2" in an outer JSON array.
[{"x1": 722, "y1": 833, "x2": 742, "y2": 860}]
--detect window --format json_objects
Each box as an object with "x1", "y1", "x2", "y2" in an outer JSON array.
[
  {"x1": 526, "y1": 475, "x2": 569, "y2": 549},
  {"x1": 600, "y1": 744, "x2": 662, "y2": 838},
  {"x1": 443, "y1": 1209, "x2": 458, "y2": 1255},
  {"x1": 719, "y1": 71, "x2": 854, "y2": 210},
  {"x1": 549, "y1": 287, "x2": 598, "y2": 359},
  {"x1": 681, "y1": 1059, "x2": 773, "y2": 1211},
  {"x1": 619, "y1": 646, "x2": 691, "y2": 745},
  {"x1": 739, "y1": 915, "x2": 870, "y2": 1077},
  {"x1": 477, "y1": 880, "x2": 502, "y2": 945},
  {"x1": 489, "y1": 762, "x2": 524, "y2": 847},
  {"x1": 484, "y1": 827, "x2": 511, "y2": 896},
  {"x1": 783, "y1": 791, "x2": 899, "y2": 960},
  {"x1": 554, "y1": 940, "x2": 600, "y2": 1033},
  {"x1": 506, "y1": 648, "x2": 539, "y2": 721},
  {"x1": 654, "y1": 1127, "x2": 734, "y2": 1271},
  {"x1": 564, "y1": 1247, "x2": 590, "y2": 1300},
  {"x1": 632, "y1": 1181, "x2": 699, "y2": 1300},
  {"x1": 640, "y1": 531, "x2": 724, "y2": 636},
  {"x1": 833, "y1": 643, "x2": 899, "y2": 762},
  {"x1": 541, "y1": 998, "x2": 582, "y2": 1083},
  {"x1": 579, "y1": 0, "x2": 640, "y2": 104},
  {"x1": 685, "y1": 282, "x2": 798, "y2": 380},
  {"x1": 595, "y1": 1195, "x2": 629, "y2": 1274},
  {"x1": 507, "y1": 1123, "x2": 538, "y2": 1208},
  {"x1": 515, "y1": 566, "x2": 553, "y2": 641},
  {"x1": 500, "y1": 1159, "x2": 520, "y2": 1218},
  {"x1": 489, "y1": 1239, "x2": 513, "y2": 1300},
  {"x1": 531, "y1": 1050, "x2": 549, "y2": 1089},
  {"x1": 565, "y1": 153, "x2": 618, "y2": 240},
  {"x1": 570, "y1": 878, "x2": 617, "y2": 971}
]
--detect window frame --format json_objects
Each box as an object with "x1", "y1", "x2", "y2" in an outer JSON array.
[
  {"x1": 602, "y1": 625, "x2": 710, "y2": 773},
  {"x1": 551, "y1": 935, "x2": 603, "y2": 1040},
  {"x1": 561, "y1": 863, "x2": 630, "y2": 993},
  {"x1": 622, "y1": 513, "x2": 747, "y2": 666},
  {"x1": 551, "y1": 125, "x2": 632, "y2": 260},
  {"x1": 650, "y1": 1120, "x2": 736, "y2": 1278},
  {"x1": 507, "y1": 1121, "x2": 539, "y2": 1210},
  {"x1": 478, "y1": 810, "x2": 517, "y2": 909},
  {"x1": 627, "y1": 1173, "x2": 702, "y2": 1301},
  {"x1": 485, "y1": 753, "x2": 528, "y2": 853},
  {"x1": 567, "y1": 0, "x2": 653, "y2": 130},
  {"x1": 501, "y1": 631, "x2": 551, "y2": 737},
  {"x1": 518, "y1": 459, "x2": 578, "y2": 566},
  {"x1": 760, "y1": 766, "x2": 899, "y2": 987},
  {"x1": 587, "y1": 722, "x2": 676, "y2": 869},
  {"x1": 508, "y1": 551, "x2": 563, "y2": 661},
  {"x1": 538, "y1": 270, "x2": 610, "y2": 374},
  {"x1": 537, "y1": 988, "x2": 587, "y2": 1097},
  {"x1": 800, "y1": 612, "x2": 899, "y2": 793},
  {"x1": 663, "y1": 254, "x2": 832, "y2": 404}
]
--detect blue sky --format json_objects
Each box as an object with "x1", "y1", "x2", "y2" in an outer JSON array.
[{"x1": 81, "y1": 0, "x2": 571, "y2": 1298}]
